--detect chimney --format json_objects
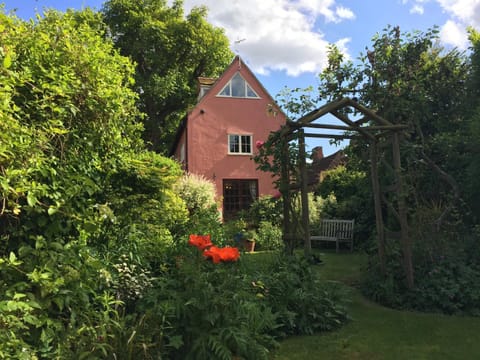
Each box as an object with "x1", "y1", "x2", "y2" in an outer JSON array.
[
  {"x1": 312, "y1": 146, "x2": 324, "y2": 161},
  {"x1": 197, "y1": 77, "x2": 216, "y2": 101}
]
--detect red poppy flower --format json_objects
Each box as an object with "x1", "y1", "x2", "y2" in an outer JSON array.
[
  {"x1": 204, "y1": 246, "x2": 240, "y2": 263},
  {"x1": 203, "y1": 245, "x2": 222, "y2": 263},
  {"x1": 188, "y1": 234, "x2": 213, "y2": 251},
  {"x1": 219, "y1": 246, "x2": 240, "y2": 262}
]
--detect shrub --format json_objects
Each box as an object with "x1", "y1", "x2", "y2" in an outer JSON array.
[
  {"x1": 251, "y1": 253, "x2": 349, "y2": 337},
  {"x1": 362, "y1": 239, "x2": 480, "y2": 316},
  {"x1": 256, "y1": 221, "x2": 284, "y2": 251},
  {"x1": 173, "y1": 173, "x2": 225, "y2": 244},
  {"x1": 242, "y1": 195, "x2": 283, "y2": 227},
  {"x1": 174, "y1": 173, "x2": 217, "y2": 213}
]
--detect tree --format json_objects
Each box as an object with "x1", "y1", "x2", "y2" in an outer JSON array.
[
  {"x1": 464, "y1": 29, "x2": 480, "y2": 220},
  {"x1": 0, "y1": 8, "x2": 143, "y2": 246},
  {"x1": 317, "y1": 26, "x2": 472, "y2": 288},
  {"x1": 102, "y1": 0, "x2": 234, "y2": 153}
]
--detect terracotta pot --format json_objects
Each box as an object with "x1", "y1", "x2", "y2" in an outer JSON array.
[{"x1": 243, "y1": 239, "x2": 255, "y2": 252}]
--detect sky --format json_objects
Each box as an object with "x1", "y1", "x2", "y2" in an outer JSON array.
[{"x1": 2, "y1": 0, "x2": 479, "y2": 155}]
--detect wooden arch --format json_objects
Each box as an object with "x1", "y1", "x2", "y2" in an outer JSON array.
[{"x1": 278, "y1": 97, "x2": 413, "y2": 287}]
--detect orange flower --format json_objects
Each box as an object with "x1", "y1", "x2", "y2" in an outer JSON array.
[
  {"x1": 204, "y1": 246, "x2": 240, "y2": 263},
  {"x1": 188, "y1": 234, "x2": 213, "y2": 250},
  {"x1": 203, "y1": 245, "x2": 222, "y2": 263}
]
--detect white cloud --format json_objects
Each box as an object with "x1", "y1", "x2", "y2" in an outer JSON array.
[
  {"x1": 435, "y1": 0, "x2": 480, "y2": 49},
  {"x1": 336, "y1": 6, "x2": 356, "y2": 20},
  {"x1": 410, "y1": 4, "x2": 425, "y2": 14},
  {"x1": 436, "y1": 0, "x2": 480, "y2": 28},
  {"x1": 403, "y1": 0, "x2": 480, "y2": 49},
  {"x1": 177, "y1": 0, "x2": 355, "y2": 76},
  {"x1": 440, "y1": 19, "x2": 470, "y2": 48}
]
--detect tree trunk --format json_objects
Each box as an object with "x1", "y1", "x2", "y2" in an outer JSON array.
[
  {"x1": 370, "y1": 141, "x2": 387, "y2": 276},
  {"x1": 392, "y1": 133, "x2": 414, "y2": 289}
]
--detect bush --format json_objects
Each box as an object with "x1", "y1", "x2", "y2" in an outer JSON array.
[
  {"x1": 362, "y1": 243, "x2": 480, "y2": 316},
  {"x1": 174, "y1": 173, "x2": 217, "y2": 213},
  {"x1": 173, "y1": 173, "x2": 225, "y2": 244},
  {"x1": 257, "y1": 253, "x2": 349, "y2": 336},
  {"x1": 410, "y1": 254, "x2": 480, "y2": 315},
  {"x1": 256, "y1": 221, "x2": 284, "y2": 251},
  {"x1": 242, "y1": 195, "x2": 283, "y2": 227}
]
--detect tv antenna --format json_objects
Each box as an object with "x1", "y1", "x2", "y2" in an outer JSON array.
[{"x1": 234, "y1": 38, "x2": 246, "y2": 55}]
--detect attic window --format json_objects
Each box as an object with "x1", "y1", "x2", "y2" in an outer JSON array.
[{"x1": 218, "y1": 73, "x2": 260, "y2": 98}]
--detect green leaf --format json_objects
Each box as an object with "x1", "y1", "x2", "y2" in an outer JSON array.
[
  {"x1": 27, "y1": 192, "x2": 37, "y2": 207},
  {"x1": 13, "y1": 293, "x2": 26, "y2": 300},
  {"x1": 169, "y1": 335, "x2": 184, "y2": 349},
  {"x1": 3, "y1": 52, "x2": 12, "y2": 69},
  {"x1": 47, "y1": 206, "x2": 58, "y2": 216}
]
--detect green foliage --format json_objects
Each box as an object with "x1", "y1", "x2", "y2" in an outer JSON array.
[
  {"x1": 173, "y1": 173, "x2": 224, "y2": 244},
  {"x1": 256, "y1": 254, "x2": 349, "y2": 336},
  {"x1": 317, "y1": 25, "x2": 479, "y2": 298},
  {"x1": 241, "y1": 195, "x2": 283, "y2": 228},
  {"x1": 0, "y1": 240, "x2": 123, "y2": 359},
  {"x1": 102, "y1": 0, "x2": 234, "y2": 152},
  {"x1": 363, "y1": 250, "x2": 480, "y2": 316},
  {"x1": 464, "y1": 29, "x2": 480, "y2": 221},
  {"x1": 174, "y1": 173, "x2": 217, "y2": 213},
  {"x1": 132, "y1": 248, "x2": 280, "y2": 359},
  {"x1": 255, "y1": 221, "x2": 284, "y2": 251},
  {"x1": 104, "y1": 152, "x2": 188, "y2": 267},
  {"x1": 316, "y1": 165, "x2": 375, "y2": 248},
  {"x1": 0, "y1": 8, "x2": 142, "y2": 249},
  {"x1": 0, "y1": 8, "x2": 189, "y2": 358}
]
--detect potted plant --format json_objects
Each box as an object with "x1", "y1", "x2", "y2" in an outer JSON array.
[{"x1": 243, "y1": 229, "x2": 256, "y2": 252}]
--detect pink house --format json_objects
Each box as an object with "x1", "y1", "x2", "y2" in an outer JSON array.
[{"x1": 170, "y1": 56, "x2": 286, "y2": 220}]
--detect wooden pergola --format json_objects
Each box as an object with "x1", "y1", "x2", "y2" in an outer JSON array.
[{"x1": 277, "y1": 97, "x2": 413, "y2": 287}]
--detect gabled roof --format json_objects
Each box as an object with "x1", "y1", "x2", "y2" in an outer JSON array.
[
  {"x1": 195, "y1": 55, "x2": 282, "y2": 108},
  {"x1": 169, "y1": 55, "x2": 285, "y2": 156}
]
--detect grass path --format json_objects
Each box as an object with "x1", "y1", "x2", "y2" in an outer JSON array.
[{"x1": 273, "y1": 251, "x2": 480, "y2": 359}]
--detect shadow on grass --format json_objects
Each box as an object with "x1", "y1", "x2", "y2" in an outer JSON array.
[{"x1": 273, "y1": 250, "x2": 480, "y2": 360}]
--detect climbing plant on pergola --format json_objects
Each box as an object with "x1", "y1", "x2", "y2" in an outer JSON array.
[{"x1": 262, "y1": 97, "x2": 414, "y2": 288}]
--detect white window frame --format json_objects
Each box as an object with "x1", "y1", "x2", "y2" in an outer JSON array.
[
  {"x1": 228, "y1": 134, "x2": 252, "y2": 155},
  {"x1": 217, "y1": 73, "x2": 260, "y2": 99}
]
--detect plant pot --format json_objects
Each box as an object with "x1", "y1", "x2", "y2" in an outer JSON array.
[{"x1": 243, "y1": 239, "x2": 255, "y2": 252}]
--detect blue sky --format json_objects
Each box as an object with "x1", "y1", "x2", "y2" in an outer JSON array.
[{"x1": 2, "y1": 0, "x2": 478, "y2": 155}]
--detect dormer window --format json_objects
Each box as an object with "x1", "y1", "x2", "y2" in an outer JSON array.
[{"x1": 218, "y1": 73, "x2": 260, "y2": 98}]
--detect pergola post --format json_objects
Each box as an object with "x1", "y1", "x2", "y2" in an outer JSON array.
[
  {"x1": 370, "y1": 140, "x2": 386, "y2": 275},
  {"x1": 298, "y1": 130, "x2": 311, "y2": 257},
  {"x1": 280, "y1": 136, "x2": 293, "y2": 254}
]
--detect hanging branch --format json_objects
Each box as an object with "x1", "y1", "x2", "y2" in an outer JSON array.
[
  {"x1": 419, "y1": 150, "x2": 460, "y2": 229},
  {"x1": 415, "y1": 123, "x2": 461, "y2": 230}
]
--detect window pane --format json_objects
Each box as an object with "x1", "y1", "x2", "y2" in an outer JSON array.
[
  {"x1": 231, "y1": 73, "x2": 245, "y2": 97},
  {"x1": 246, "y1": 84, "x2": 258, "y2": 98},
  {"x1": 241, "y1": 135, "x2": 251, "y2": 153},
  {"x1": 219, "y1": 84, "x2": 231, "y2": 96},
  {"x1": 229, "y1": 135, "x2": 239, "y2": 153}
]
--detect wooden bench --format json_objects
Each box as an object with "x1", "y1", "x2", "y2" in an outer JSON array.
[{"x1": 310, "y1": 219, "x2": 355, "y2": 252}]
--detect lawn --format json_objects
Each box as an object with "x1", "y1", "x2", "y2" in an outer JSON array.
[{"x1": 273, "y1": 250, "x2": 480, "y2": 360}]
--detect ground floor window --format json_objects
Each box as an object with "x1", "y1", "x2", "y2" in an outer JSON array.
[{"x1": 223, "y1": 179, "x2": 258, "y2": 220}]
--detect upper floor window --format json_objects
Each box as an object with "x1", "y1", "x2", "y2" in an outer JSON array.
[
  {"x1": 228, "y1": 134, "x2": 252, "y2": 155},
  {"x1": 218, "y1": 73, "x2": 260, "y2": 98}
]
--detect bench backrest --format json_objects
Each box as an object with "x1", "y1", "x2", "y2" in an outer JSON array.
[{"x1": 320, "y1": 219, "x2": 354, "y2": 239}]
